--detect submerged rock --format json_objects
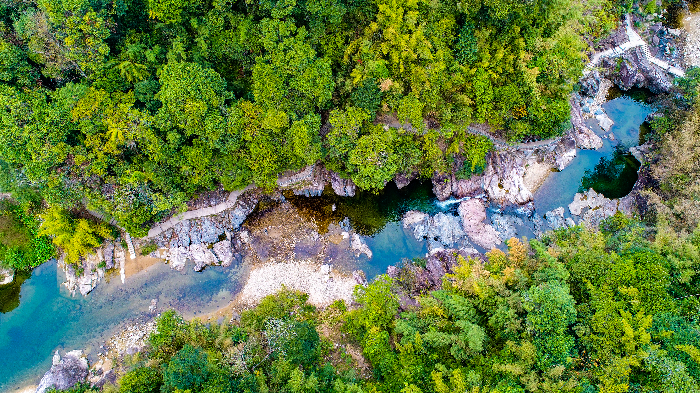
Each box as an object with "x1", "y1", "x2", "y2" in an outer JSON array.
[{"x1": 36, "y1": 350, "x2": 89, "y2": 393}]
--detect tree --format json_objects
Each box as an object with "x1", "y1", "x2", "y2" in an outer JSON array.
[{"x1": 38, "y1": 206, "x2": 111, "y2": 264}]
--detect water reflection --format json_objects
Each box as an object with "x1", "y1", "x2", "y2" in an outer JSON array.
[
  {"x1": 580, "y1": 145, "x2": 641, "y2": 199},
  {"x1": 534, "y1": 97, "x2": 652, "y2": 213},
  {"x1": 0, "y1": 270, "x2": 30, "y2": 313}
]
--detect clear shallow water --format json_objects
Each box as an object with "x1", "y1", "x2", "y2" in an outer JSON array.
[
  {"x1": 0, "y1": 260, "x2": 244, "y2": 392},
  {"x1": 534, "y1": 97, "x2": 651, "y2": 213}
]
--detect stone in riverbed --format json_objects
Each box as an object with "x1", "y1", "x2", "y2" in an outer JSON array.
[
  {"x1": 190, "y1": 243, "x2": 219, "y2": 272},
  {"x1": 212, "y1": 240, "x2": 235, "y2": 267},
  {"x1": 351, "y1": 234, "x2": 372, "y2": 259},
  {"x1": 544, "y1": 207, "x2": 567, "y2": 229}
]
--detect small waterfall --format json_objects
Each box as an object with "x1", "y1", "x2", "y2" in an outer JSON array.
[{"x1": 435, "y1": 196, "x2": 471, "y2": 210}]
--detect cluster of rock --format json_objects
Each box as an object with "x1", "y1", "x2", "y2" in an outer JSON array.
[
  {"x1": 431, "y1": 122, "x2": 600, "y2": 206},
  {"x1": 568, "y1": 188, "x2": 636, "y2": 229},
  {"x1": 149, "y1": 190, "x2": 259, "y2": 271},
  {"x1": 643, "y1": 21, "x2": 684, "y2": 67},
  {"x1": 387, "y1": 247, "x2": 483, "y2": 305},
  {"x1": 403, "y1": 198, "x2": 505, "y2": 253},
  {"x1": 61, "y1": 239, "x2": 127, "y2": 296},
  {"x1": 277, "y1": 164, "x2": 357, "y2": 197}
]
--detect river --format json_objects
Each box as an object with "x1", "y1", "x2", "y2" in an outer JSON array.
[{"x1": 0, "y1": 94, "x2": 652, "y2": 392}]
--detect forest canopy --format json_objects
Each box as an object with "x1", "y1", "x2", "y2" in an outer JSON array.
[{"x1": 0, "y1": 0, "x2": 627, "y2": 235}]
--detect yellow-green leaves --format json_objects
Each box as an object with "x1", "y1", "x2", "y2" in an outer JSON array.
[{"x1": 38, "y1": 206, "x2": 112, "y2": 264}]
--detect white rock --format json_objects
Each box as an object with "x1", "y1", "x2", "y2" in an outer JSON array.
[
  {"x1": 350, "y1": 234, "x2": 373, "y2": 259},
  {"x1": 212, "y1": 240, "x2": 234, "y2": 267}
]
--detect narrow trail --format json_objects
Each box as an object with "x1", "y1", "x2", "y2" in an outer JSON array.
[
  {"x1": 584, "y1": 15, "x2": 686, "y2": 77},
  {"x1": 144, "y1": 185, "x2": 256, "y2": 239}
]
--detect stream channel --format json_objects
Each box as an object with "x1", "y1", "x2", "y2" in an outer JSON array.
[{"x1": 0, "y1": 94, "x2": 651, "y2": 392}]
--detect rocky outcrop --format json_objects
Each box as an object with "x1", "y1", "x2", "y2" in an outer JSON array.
[
  {"x1": 553, "y1": 136, "x2": 577, "y2": 171},
  {"x1": 151, "y1": 190, "x2": 260, "y2": 267},
  {"x1": 457, "y1": 199, "x2": 502, "y2": 250},
  {"x1": 601, "y1": 47, "x2": 673, "y2": 94},
  {"x1": 387, "y1": 248, "x2": 482, "y2": 296},
  {"x1": 158, "y1": 236, "x2": 243, "y2": 271},
  {"x1": 329, "y1": 171, "x2": 356, "y2": 197},
  {"x1": 402, "y1": 210, "x2": 473, "y2": 252},
  {"x1": 394, "y1": 172, "x2": 417, "y2": 189},
  {"x1": 277, "y1": 164, "x2": 358, "y2": 197},
  {"x1": 36, "y1": 350, "x2": 89, "y2": 393},
  {"x1": 60, "y1": 240, "x2": 125, "y2": 296},
  {"x1": 482, "y1": 149, "x2": 533, "y2": 205},
  {"x1": 570, "y1": 97, "x2": 604, "y2": 150},
  {"x1": 350, "y1": 234, "x2": 373, "y2": 259},
  {"x1": 568, "y1": 188, "x2": 637, "y2": 228},
  {"x1": 0, "y1": 266, "x2": 14, "y2": 285}
]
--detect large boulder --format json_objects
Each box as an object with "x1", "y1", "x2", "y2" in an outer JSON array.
[
  {"x1": 458, "y1": 199, "x2": 502, "y2": 250},
  {"x1": 570, "y1": 97, "x2": 603, "y2": 150},
  {"x1": 482, "y1": 150, "x2": 533, "y2": 205},
  {"x1": 603, "y1": 47, "x2": 673, "y2": 94},
  {"x1": 36, "y1": 350, "x2": 89, "y2": 393},
  {"x1": 329, "y1": 171, "x2": 356, "y2": 197},
  {"x1": 402, "y1": 211, "x2": 471, "y2": 251}
]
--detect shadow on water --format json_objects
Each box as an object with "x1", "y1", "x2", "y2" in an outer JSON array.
[
  {"x1": 580, "y1": 145, "x2": 641, "y2": 199},
  {"x1": 285, "y1": 181, "x2": 440, "y2": 236},
  {"x1": 0, "y1": 270, "x2": 31, "y2": 313},
  {"x1": 285, "y1": 181, "x2": 439, "y2": 278}
]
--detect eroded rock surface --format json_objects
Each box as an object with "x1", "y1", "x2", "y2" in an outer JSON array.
[
  {"x1": 457, "y1": 199, "x2": 502, "y2": 250},
  {"x1": 36, "y1": 350, "x2": 89, "y2": 393},
  {"x1": 569, "y1": 188, "x2": 637, "y2": 228},
  {"x1": 402, "y1": 210, "x2": 472, "y2": 252}
]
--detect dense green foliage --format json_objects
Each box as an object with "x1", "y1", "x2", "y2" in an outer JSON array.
[
  {"x1": 38, "y1": 206, "x2": 112, "y2": 265},
  {"x1": 0, "y1": 0, "x2": 626, "y2": 234},
  {"x1": 90, "y1": 214, "x2": 700, "y2": 393},
  {"x1": 0, "y1": 200, "x2": 54, "y2": 270}
]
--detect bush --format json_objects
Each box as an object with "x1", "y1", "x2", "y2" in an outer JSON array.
[
  {"x1": 0, "y1": 201, "x2": 54, "y2": 270},
  {"x1": 162, "y1": 345, "x2": 211, "y2": 392},
  {"x1": 118, "y1": 367, "x2": 162, "y2": 393}
]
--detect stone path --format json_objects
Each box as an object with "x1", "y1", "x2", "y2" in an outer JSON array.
[
  {"x1": 144, "y1": 185, "x2": 256, "y2": 239},
  {"x1": 124, "y1": 232, "x2": 136, "y2": 260},
  {"x1": 584, "y1": 15, "x2": 685, "y2": 78}
]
